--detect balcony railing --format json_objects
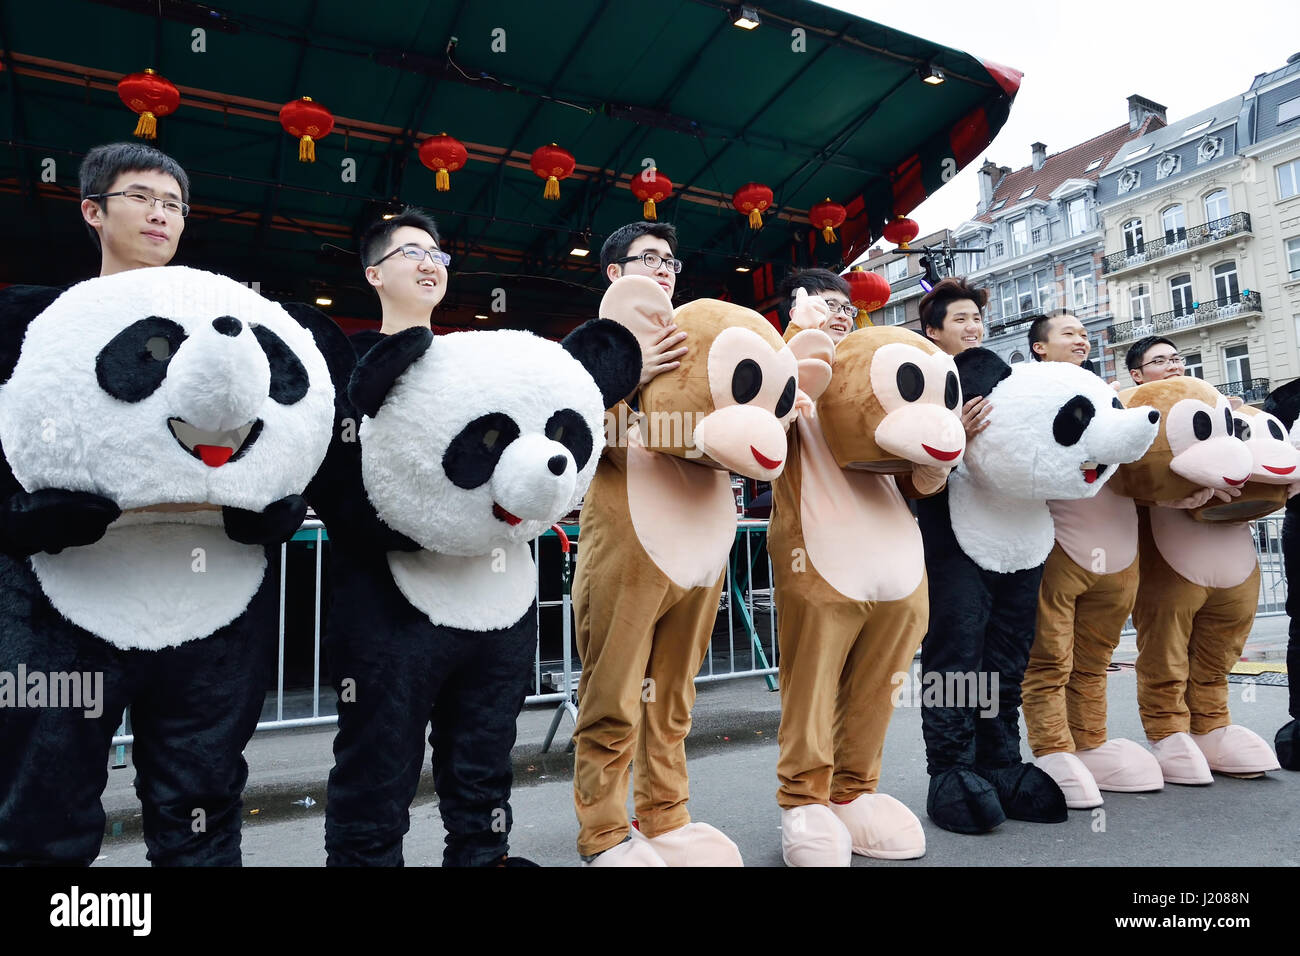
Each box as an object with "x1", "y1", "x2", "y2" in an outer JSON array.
[
  {"x1": 1104, "y1": 291, "x2": 1261, "y2": 345},
  {"x1": 1217, "y1": 378, "x2": 1270, "y2": 404},
  {"x1": 1101, "y1": 212, "x2": 1252, "y2": 274}
]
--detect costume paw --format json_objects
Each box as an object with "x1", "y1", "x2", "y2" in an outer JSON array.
[
  {"x1": 830, "y1": 793, "x2": 925, "y2": 859},
  {"x1": 1276, "y1": 719, "x2": 1299, "y2": 771},
  {"x1": 581, "y1": 837, "x2": 667, "y2": 867},
  {"x1": 974, "y1": 764, "x2": 1068, "y2": 823},
  {"x1": 634, "y1": 821, "x2": 743, "y2": 867},
  {"x1": 1075, "y1": 738, "x2": 1164, "y2": 792},
  {"x1": 780, "y1": 805, "x2": 851, "y2": 867},
  {"x1": 1192, "y1": 725, "x2": 1280, "y2": 777},
  {"x1": 926, "y1": 768, "x2": 1005, "y2": 834},
  {"x1": 1148, "y1": 732, "x2": 1213, "y2": 785},
  {"x1": 1034, "y1": 752, "x2": 1103, "y2": 809}
]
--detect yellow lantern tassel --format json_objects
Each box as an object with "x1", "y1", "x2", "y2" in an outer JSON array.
[
  {"x1": 857, "y1": 311, "x2": 874, "y2": 329},
  {"x1": 298, "y1": 135, "x2": 316, "y2": 163},
  {"x1": 643, "y1": 198, "x2": 657, "y2": 220},
  {"x1": 748, "y1": 208, "x2": 763, "y2": 229},
  {"x1": 133, "y1": 111, "x2": 158, "y2": 140},
  {"x1": 436, "y1": 167, "x2": 450, "y2": 192},
  {"x1": 544, "y1": 175, "x2": 560, "y2": 200},
  {"x1": 822, "y1": 225, "x2": 837, "y2": 243}
]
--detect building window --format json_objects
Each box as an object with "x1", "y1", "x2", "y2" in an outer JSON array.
[
  {"x1": 1010, "y1": 218, "x2": 1029, "y2": 256},
  {"x1": 1123, "y1": 218, "x2": 1144, "y2": 256},
  {"x1": 1183, "y1": 350, "x2": 1204, "y2": 379},
  {"x1": 875, "y1": 303, "x2": 906, "y2": 326},
  {"x1": 1066, "y1": 197, "x2": 1088, "y2": 237},
  {"x1": 1223, "y1": 343, "x2": 1251, "y2": 384},
  {"x1": 1085, "y1": 158, "x2": 1103, "y2": 172},
  {"x1": 1069, "y1": 265, "x2": 1094, "y2": 310},
  {"x1": 1184, "y1": 118, "x2": 1212, "y2": 137},
  {"x1": 1278, "y1": 159, "x2": 1300, "y2": 200},
  {"x1": 1009, "y1": 350, "x2": 1025, "y2": 363},
  {"x1": 886, "y1": 257, "x2": 908, "y2": 282},
  {"x1": 1212, "y1": 261, "x2": 1240, "y2": 304},
  {"x1": 1280, "y1": 97, "x2": 1300, "y2": 126},
  {"x1": 1019, "y1": 187, "x2": 1036, "y2": 200},
  {"x1": 1170, "y1": 274, "x2": 1194, "y2": 317},
  {"x1": 999, "y1": 281, "x2": 1015, "y2": 319},
  {"x1": 1130, "y1": 283, "x2": 1151, "y2": 320},
  {"x1": 1162, "y1": 204, "x2": 1187, "y2": 243},
  {"x1": 1017, "y1": 276, "x2": 1035, "y2": 315},
  {"x1": 1203, "y1": 189, "x2": 1230, "y2": 225},
  {"x1": 962, "y1": 245, "x2": 985, "y2": 273},
  {"x1": 1036, "y1": 270, "x2": 1056, "y2": 312},
  {"x1": 990, "y1": 241, "x2": 1004, "y2": 258},
  {"x1": 1287, "y1": 237, "x2": 1300, "y2": 280}
]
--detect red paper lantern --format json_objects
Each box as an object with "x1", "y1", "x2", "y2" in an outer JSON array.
[
  {"x1": 419, "y1": 134, "x2": 468, "y2": 192},
  {"x1": 117, "y1": 69, "x2": 180, "y2": 140},
  {"x1": 809, "y1": 198, "x2": 847, "y2": 244},
  {"x1": 882, "y1": 216, "x2": 920, "y2": 251},
  {"x1": 732, "y1": 182, "x2": 774, "y2": 229},
  {"x1": 845, "y1": 267, "x2": 891, "y2": 323},
  {"x1": 279, "y1": 97, "x2": 334, "y2": 163},
  {"x1": 630, "y1": 168, "x2": 672, "y2": 221},
  {"x1": 530, "y1": 143, "x2": 575, "y2": 200}
]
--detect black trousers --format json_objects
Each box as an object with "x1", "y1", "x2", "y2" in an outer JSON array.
[
  {"x1": 0, "y1": 554, "x2": 276, "y2": 866},
  {"x1": 1283, "y1": 505, "x2": 1300, "y2": 720},
  {"x1": 323, "y1": 552, "x2": 537, "y2": 867},
  {"x1": 916, "y1": 490, "x2": 1045, "y2": 773}
]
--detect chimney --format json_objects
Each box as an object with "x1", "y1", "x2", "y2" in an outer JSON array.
[
  {"x1": 977, "y1": 159, "x2": 1000, "y2": 213},
  {"x1": 1031, "y1": 142, "x2": 1047, "y2": 171},
  {"x1": 1127, "y1": 93, "x2": 1168, "y2": 131}
]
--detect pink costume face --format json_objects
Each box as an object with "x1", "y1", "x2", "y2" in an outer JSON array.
[
  {"x1": 1234, "y1": 408, "x2": 1300, "y2": 483},
  {"x1": 1164, "y1": 395, "x2": 1253, "y2": 490},
  {"x1": 868, "y1": 341, "x2": 965, "y2": 467}
]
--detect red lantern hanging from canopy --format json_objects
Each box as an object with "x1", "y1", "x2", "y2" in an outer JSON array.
[
  {"x1": 531, "y1": 143, "x2": 575, "y2": 200},
  {"x1": 732, "y1": 182, "x2": 773, "y2": 229},
  {"x1": 809, "y1": 198, "x2": 847, "y2": 244},
  {"x1": 278, "y1": 96, "x2": 334, "y2": 163},
  {"x1": 630, "y1": 168, "x2": 672, "y2": 221},
  {"x1": 882, "y1": 216, "x2": 920, "y2": 251},
  {"x1": 844, "y1": 266, "x2": 891, "y2": 325},
  {"x1": 116, "y1": 69, "x2": 180, "y2": 140},
  {"x1": 419, "y1": 133, "x2": 468, "y2": 191}
]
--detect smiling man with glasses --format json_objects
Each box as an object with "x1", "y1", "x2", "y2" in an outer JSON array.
[
  {"x1": 1125, "y1": 336, "x2": 1185, "y2": 385},
  {"x1": 79, "y1": 141, "x2": 191, "y2": 276},
  {"x1": 776, "y1": 267, "x2": 858, "y2": 344},
  {"x1": 359, "y1": 208, "x2": 450, "y2": 338}
]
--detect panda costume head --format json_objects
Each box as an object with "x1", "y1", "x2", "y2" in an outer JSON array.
[
  {"x1": 946, "y1": 349, "x2": 1161, "y2": 572},
  {"x1": 0, "y1": 266, "x2": 335, "y2": 513},
  {"x1": 349, "y1": 319, "x2": 640, "y2": 557}
]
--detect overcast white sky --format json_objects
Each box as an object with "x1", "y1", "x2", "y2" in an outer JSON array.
[{"x1": 821, "y1": 0, "x2": 1300, "y2": 251}]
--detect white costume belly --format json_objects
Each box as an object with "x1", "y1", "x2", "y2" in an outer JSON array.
[{"x1": 388, "y1": 540, "x2": 536, "y2": 631}]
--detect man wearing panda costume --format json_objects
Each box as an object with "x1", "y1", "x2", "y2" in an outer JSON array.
[
  {"x1": 0, "y1": 266, "x2": 336, "y2": 865},
  {"x1": 1263, "y1": 379, "x2": 1300, "y2": 770},
  {"x1": 315, "y1": 210, "x2": 641, "y2": 866},
  {"x1": 915, "y1": 348, "x2": 1160, "y2": 834}
]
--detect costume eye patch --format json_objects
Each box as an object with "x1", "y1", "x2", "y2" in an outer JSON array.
[
  {"x1": 1223, "y1": 407, "x2": 1234, "y2": 435},
  {"x1": 1052, "y1": 395, "x2": 1095, "y2": 447},
  {"x1": 774, "y1": 376, "x2": 796, "y2": 418},
  {"x1": 896, "y1": 362, "x2": 924, "y2": 403},
  {"x1": 443, "y1": 412, "x2": 520, "y2": 489},
  {"x1": 95, "y1": 316, "x2": 188, "y2": 402},
  {"x1": 1268, "y1": 419, "x2": 1285, "y2": 441},
  {"x1": 1112, "y1": 397, "x2": 1123, "y2": 410},
  {"x1": 545, "y1": 408, "x2": 593, "y2": 471},
  {"x1": 732, "y1": 359, "x2": 762, "y2": 404},
  {"x1": 252, "y1": 325, "x2": 309, "y2": 405},
  {"x1": 1233, "y1": 418, "x2": 1251, "y2": 441},
  {"x1": 1192, "y1": 410, "x2": 1213, "y2": 441},
  {"x1": 944, "y1": 371, "x2": 960, "y2": 410}
]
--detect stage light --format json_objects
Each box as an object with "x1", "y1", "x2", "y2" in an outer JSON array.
[{"x1": 733, "y1": 6, "x2": 760, "y2": 29}]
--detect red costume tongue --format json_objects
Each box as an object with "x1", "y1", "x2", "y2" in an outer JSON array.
[
  {"x1": 1083, "y1": 467, "x2": 1099, "y2": 484},
  {"x1": 197, "y1": 444, "x2": 234, "y2": 468},
  {"x1": 751, "y1": 446, "x2": 782, "y2": 470},
  {"x1": 922, "y1": 444, "x2": 960, "y2": 462}
]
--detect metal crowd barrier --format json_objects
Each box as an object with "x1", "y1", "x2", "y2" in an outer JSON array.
[{"x1": 110, "y1": 513, "x2": 1289, "y2": 747}]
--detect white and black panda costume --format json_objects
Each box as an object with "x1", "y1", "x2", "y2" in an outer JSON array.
[
  {"x1": 311, "y1": 320, "x2": 639, "y2": 867},
  {"x1": 915, "y1": 349, "x2": 1160, "y2": 834},
  {"x1": 0, "y1": 268, "x2": 336, "y2": 866}
]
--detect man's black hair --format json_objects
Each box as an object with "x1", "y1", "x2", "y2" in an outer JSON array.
[
  {"x1": 775, "y1": 268, "x2": 851, "y2": 330},
  {"x1": 1027, "y1": 309, "x2": 1076, "y2": 361},
  {"x1": 1125, "y1": 335, "x2": 1176, "y2": 372},
  {"x1": 360, "y1": 207, "x2": 442, "y2": 269},
  {"x1": 917, "y1": 276, "x2": 988, "y2": 334},
  {"x1": 79, "y1": 142, "x2": 191, "y2": 251},
  {"x1": 599, "y1": 221, "x2": 678, "y2": 284}
]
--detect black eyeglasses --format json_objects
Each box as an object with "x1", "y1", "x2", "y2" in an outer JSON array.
[
  {"x1": 85, "y1": 190, "x2": 190, "y2": 218},
  {"x1": 611, "y1": 251, "x2": 683, "y2": 274},
  {"x1": 372, "y1": 244, "x2": 452, "y2": 268},
  {"x1": 1140, "y1": 354, "x2": 1184, "y2": 370}
]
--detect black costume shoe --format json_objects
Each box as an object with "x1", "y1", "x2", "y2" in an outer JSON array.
[
  {"x1": 926, "y1": 768, "x2": 1006, "y2": 834},
  {"x1": 1276, "y1": 719, "x2": 1299, "y2": 771},
  {"x1": 973, "y1": 763, "x2": 1068, "y2": 824}
]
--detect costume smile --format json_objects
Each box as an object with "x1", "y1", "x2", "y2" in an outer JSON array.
[
  {"x1": 167, "y1": 417, "x2": 262, "y2": 468},
  {"x1": 1264, "y1": 463, "x2": 1295, "y2": 475},
  {"x1": 751, "y1": 446, "x2": 782, "y2": 469},
  {"x1": 923, "y1": 444, "x2": 961, "y2": 462}
]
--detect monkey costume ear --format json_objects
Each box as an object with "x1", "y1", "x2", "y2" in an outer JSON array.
[
  {"x1": 561, "y1": 318, "x2": 643, "y2": 411},
  {"x1": 954, "y1": 347, "x2": 1012, "y2": 401},
  {"x1": 347, "y1": 327, "x2": 433, "y2": 418}
]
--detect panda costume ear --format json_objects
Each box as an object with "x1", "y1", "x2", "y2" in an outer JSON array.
[
  {"x1": 0, "y1": 286, "x2": 64, "y2": 386},
  {"x1": 954, "y1": 347, "x2": 1012, "y2": 401},
  {"x1": 348, "y1": 326, "x2": 434, "y2": 418},
  {"x1": 561, "y1": 318, "x2": 643, "y2": 410},
  {"x1": 1264, "y1": 378, "x2": 1300, "y2": 434}
]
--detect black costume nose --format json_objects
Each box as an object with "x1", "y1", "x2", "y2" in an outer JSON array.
[
  {"x1": 1148, "y1": 410, "x2": 1160, "y2": 424},
  {"x1": 213, "y1": 316, "x2": 242, "y2": 337},
  {"x1": 547, "y1": 455, "x2": 567, "y2": 476}
]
